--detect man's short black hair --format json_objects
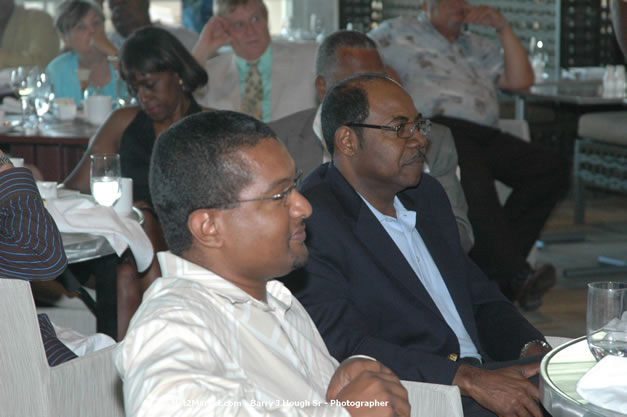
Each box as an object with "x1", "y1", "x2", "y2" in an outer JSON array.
[
  {"x1": 320, "y1": 73, "x2": 392, "y2": 156},
  {"x1": 149, "y1": 111, "x2": 278, "y2": 254}
]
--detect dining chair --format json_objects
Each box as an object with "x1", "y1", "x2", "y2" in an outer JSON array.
[
  {"x1": 0, "y1": 278, "x2": 124, "y2": 417},
  {"x1": 573, "y1": 111, "x2": 627, "y2": 224}
]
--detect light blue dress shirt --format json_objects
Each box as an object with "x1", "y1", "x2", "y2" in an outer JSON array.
[
  {"x1": 360, "y1": 195, "x2": 482, "y2": 360},
  {"x1": 236, "y1": 44, "x2": 272, "y2": 122}
]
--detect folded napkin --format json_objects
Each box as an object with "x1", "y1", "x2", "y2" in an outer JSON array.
[
  {"x1": 0, "y1": 68, "x2": 11, "y2": 86},
  {"x1": 576, "y1": 354, "x2": 627, "y2": 414},
  {"x1": 0, "y1": 96, "x2": 22, "y2": 114},
  {"x1": 46, "y1": 195, "x2": 154, "y2": 272}
]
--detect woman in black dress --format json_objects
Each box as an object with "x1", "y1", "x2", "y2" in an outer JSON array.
[{"x1": 63, "y1": 27, "x2": 209, "y2": 339}]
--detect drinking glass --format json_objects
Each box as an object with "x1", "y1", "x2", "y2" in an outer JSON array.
[
  {"x1": 90, "y1": 153, "x2": 122, "y2": 207},
  {"x1": 10, "y1": 66, "x2": 35, "y2": 128},
  {"x1": 77, "y1": 68, "x2": 91, "y2": 100},
  {"x1": 587, "y1": 281, "x2": 627, "y2": 361},
  {"x1": 32, "y1": 72, "x2": 54, "y2": 130}
]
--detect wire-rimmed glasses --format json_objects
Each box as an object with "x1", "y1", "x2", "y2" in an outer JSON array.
[
  {"x1": 347, "y1": 115, "x2": 432, "y2": 139},
  {"x1": 192, "y1": 171, "x2": 303, "y2": 213}
]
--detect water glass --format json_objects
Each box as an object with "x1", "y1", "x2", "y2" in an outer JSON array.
[
  {"x1": 587, "y1": 281, "x2": 627, "y2": 361},
  {"x1": 90, "y1": 153, "x2": 121, "y2": 207},
  {"x1": 10, "y1": 66, "x2": 36, "y2": 129},
  {"x1": 32, "y1": 72, "x2": 53, "y2": 130}
]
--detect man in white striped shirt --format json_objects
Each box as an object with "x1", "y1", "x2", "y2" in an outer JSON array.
[{"x1": 114, "y1": 111, "x2": 410, "y2": 417}]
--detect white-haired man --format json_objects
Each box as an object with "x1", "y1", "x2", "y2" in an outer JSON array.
[
  {"x1": 192, "y1": 0, "x2": 318, "y2": 122},
  {"x1": 369, "y1": 0, "x2": 570, "y2": 310}
]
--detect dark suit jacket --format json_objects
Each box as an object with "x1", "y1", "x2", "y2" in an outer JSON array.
[
  {"x1": 283, "y1": 163, "x2": 544, "y2": 385},
  {"x1": 269, "y1": 107, "x2": 475, "y2": 252}
]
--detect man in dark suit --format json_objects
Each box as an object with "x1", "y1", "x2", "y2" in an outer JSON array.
[
  {"x1": 269, "y1": 30, "x2": 475, "y2": 253},
  {"x1": 283, "y1": 74, "x2": 552, "y2": 417}
]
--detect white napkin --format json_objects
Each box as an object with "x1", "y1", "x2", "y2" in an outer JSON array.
[
  {"x1": 0, "y1": 68, "x2": 11, "y2": 87},
  {"x1": 576, "y1": 355, "x2": 627, "y2": 414},
  {"x1": 0, "y1": 96, "x2": 22, "y2": 113},
  {"x1": 46, "y1": 196, "x2": 154, "y2": 272}
]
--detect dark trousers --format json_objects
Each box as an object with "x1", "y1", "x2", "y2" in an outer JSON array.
[{"x1": 432, "y1": 116, "x2": 570, "y2": 298}]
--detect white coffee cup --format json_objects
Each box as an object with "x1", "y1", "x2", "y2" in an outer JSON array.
[
  {"x1": 9, "y1": 157, "x2": 24, "y2": 167},
  {"x1": 113, "y1": 177, "x2": 133, "y2": 215},
  {"x1": 36, "y1": 181, "x2": 58, "y2": 200},
  {"x1": 55, "y1": 98, "x2": 77, "y2": 121},
  {"x1": 85, "y1": 95, "x2": 112, "y2": 126}
]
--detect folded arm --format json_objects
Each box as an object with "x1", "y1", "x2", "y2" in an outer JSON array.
[{"x1": 0, "y1": 161, "x2": 67, "y2": 280}]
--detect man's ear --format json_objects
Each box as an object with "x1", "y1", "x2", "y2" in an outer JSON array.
[
  {"x1": 188, "y1": 209, "x2": 224, "y2": 249},
  {"x1": 333, "y1": 126, "x2": 359, "y2": 157},
  {"x1": 315, "y1": 75, "x2": 327, "y2": 103}
]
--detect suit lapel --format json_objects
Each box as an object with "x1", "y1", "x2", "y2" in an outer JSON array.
[
  {"x1": 400, "y1": 190, "x2": 481, "y2": 347},
  {"x1": 229, "y1": 54, "x2": 241, "y2": 109},
  {"x1": 270, "y1": 43, "x2": 288, "y2": 116},
  {"x1": 326, "y1": 166, "x2": 445, "y2": 320}
]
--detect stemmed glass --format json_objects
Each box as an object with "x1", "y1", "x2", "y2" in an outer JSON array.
[
  {"x1": 10, "y1": 66, "x2": 35, "y2": 128},
  {"x1": 90, "y1": 153, "x2": 122, "y2": 207},
  {"x1": 77, "y1": 68, "x2": 91, "y2": 101},
  {"x1": 32, "y1": 72, "x2": 54, "y2": 131}
]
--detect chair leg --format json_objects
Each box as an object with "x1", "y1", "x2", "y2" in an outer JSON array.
[
  {"x1": 573, "y1": 178, "x2": 585, "y2": 224},
  {"x1": 573, "y1": 139, "x2": 585, "y2": 224}
]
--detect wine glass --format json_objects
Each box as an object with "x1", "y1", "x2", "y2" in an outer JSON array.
[
  {"x1": 77, "y1": 68, "x2": 91, "y2": 101},
  {"x1": 32, "y1": 72, "x2": 54, "y2": 131},
  {"x1": 90, "y1": 153, "x2": 122, "y2": 207},
  {"x1": 10, "y1": 66, "x2": 35, "y2": 128},
  {"x1": 586, "y1": 281, "x2": 627, "y2": 361}
]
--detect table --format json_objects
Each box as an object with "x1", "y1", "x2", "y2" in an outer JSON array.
[
  {"x1": 509, "y1": 80, "x2": 627, "y2": 120},
  {"x1": 540, "y1": 336, "x2": 627, "y2": 417},
  {"x1": 0, "y1": 115, "x2": 96, "y2": 182},
  {"x1": 59, "y1": 207, "x2": 144, "y2": 339}
]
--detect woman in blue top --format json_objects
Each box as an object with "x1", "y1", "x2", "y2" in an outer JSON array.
[{"x1": 46, "y1": 0, "x2": 125, "y2": 106}]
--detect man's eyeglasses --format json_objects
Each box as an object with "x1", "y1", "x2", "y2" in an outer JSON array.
[
  {"x1": 346, "y1": 116, "x2": 432, "y2": 139},
  {"x1": 223, "y1": 171, "x2": 303, "y2": 208}
]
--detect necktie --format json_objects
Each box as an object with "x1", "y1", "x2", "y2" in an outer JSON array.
[{"x1": 241, "y1": 62, "x2": 263, "y2": 120}]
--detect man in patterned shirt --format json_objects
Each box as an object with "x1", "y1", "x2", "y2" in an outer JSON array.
[{"x1": 369, "y1": 0, "x2": 570, "y2": 310}]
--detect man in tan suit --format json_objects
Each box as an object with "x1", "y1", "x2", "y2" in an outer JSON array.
[
  {"x1": 192, "y1": 0, "x2": 317, "y2": 122},
  {"x1": 269, "y1": 30, "x2": 474, "y2": 253}
]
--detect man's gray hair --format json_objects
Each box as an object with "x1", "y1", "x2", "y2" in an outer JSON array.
[
  {"x1": 214, "y1": 0, "x2": 267, "y2": 17},
  {"x1": 315, "y1": 30, "x2": 378, "y2": 83}
]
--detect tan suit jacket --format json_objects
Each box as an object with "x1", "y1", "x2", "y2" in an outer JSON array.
[
  {"x1": 197, "y1": 40, "x2": 318, "y2": 121},
  {"x1": 269, "y1": 108, "x2": 475, "y2": 253}
]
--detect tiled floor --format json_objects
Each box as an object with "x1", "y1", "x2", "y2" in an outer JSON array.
[{"x1": 520, "y1": 194, "x2": 627, "y2": 339}]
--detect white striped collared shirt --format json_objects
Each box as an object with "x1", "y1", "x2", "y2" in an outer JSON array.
[{"x1": 115, "y1": 251, "x2": 351, "y2": 417}]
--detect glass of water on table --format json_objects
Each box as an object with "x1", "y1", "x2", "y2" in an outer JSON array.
[
  {"x1": 587, "y1": 281, "x2": 627, "y2": 360},
  {"x1": 90, "y1": 153, "x2": 122, "y2": 207}
]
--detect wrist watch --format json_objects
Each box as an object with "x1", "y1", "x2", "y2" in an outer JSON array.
[
  {"x1": 520, "y1": 339, "x2": 551, "y2": 356},
  {"x1": 0, "y1": 154, "x2": 13, "y2": 170}
]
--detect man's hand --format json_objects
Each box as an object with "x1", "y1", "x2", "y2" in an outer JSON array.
[
  {"x1": 453, "y1": 363, "x2": 543, "y2": 417},
  {"x1": 0, "y1": 150, "x2": 14, "y2": 172},
  {"x1": 327, "y1": 358, "x2": 410, "y2": 417},
  {"x1": 463, "y1": 5, "x2": 507, "y2": 30},
  {"x1": 192, "y1": 17, "x2": 231, "y2": 63},
  {"x1": 92, "y1": 27, "x2": 118, "y2": 58}
]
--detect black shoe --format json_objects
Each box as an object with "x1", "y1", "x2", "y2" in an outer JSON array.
[{"x1": 513, "y1": 264, "x2": 557, "y2": 311}]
